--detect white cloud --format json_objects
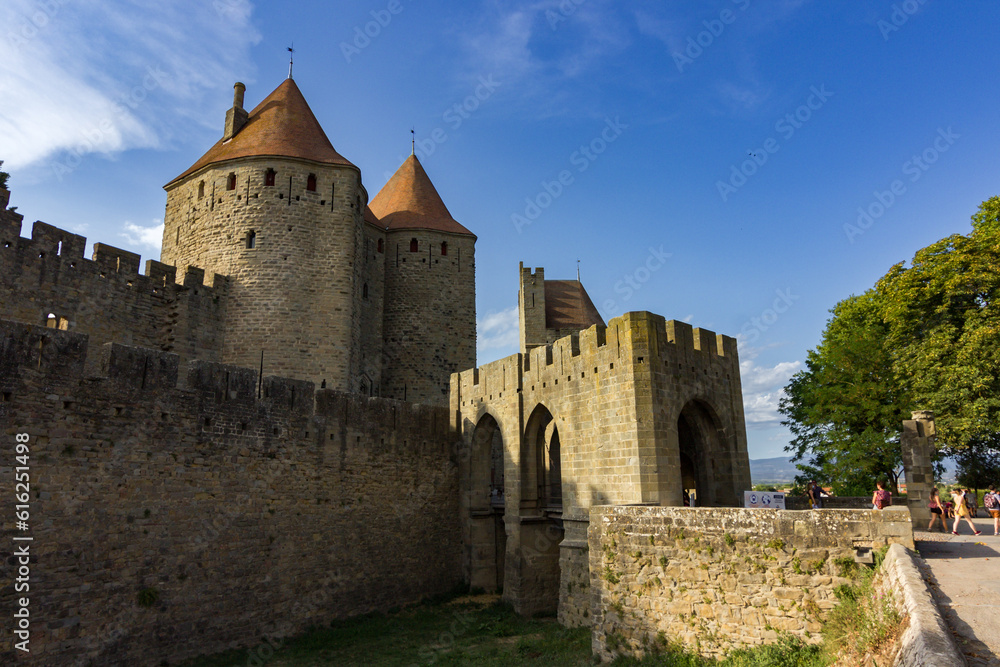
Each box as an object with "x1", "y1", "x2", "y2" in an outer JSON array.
[
  {"x1": 478, "y1": 306, "x2": 519, "y2": 357},
  {"x1": 739, "y1": 358, "x2": 801, "y2": 427},
  {"x1": 0, "y1": 0, "x2": 261, "y2": 171},
  {"x1": 121, "y1": 220, "x2": 163, "y2": 253}
]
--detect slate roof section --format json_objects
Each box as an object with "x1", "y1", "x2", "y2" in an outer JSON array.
[
  {"x1": 544, "y1": 280, "x2": 606, "y2": 331},
  {"x1": 368, "y1": 155, "x2": 474, "y2": 237},
  {"x1": 167, "y1": 79, "x2": 355, "y2": 187}
]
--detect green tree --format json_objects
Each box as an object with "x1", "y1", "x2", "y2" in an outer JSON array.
[
  {"x1": 950, "y1": 433, "x2": 1000, "y2": 493},
  {"x1": 0, "y1": 160, "x2": 9, "y2": 190},
  {"x1": 877, "y1": 200, "x2": 1000, "y2": 447},
  {"x1": 781, "y1": 198, "x2": 1000, "y2": 491},
  {"x1": 780, "y1": 291, "x2": 909, "y2": 493}
]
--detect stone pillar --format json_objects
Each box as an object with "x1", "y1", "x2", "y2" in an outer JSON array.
[{"x1": 901, "y1": 410, "x2": 936, "y2": 527}]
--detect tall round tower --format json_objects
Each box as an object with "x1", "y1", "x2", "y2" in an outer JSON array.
[
  {"x1": 370, "y1": 155, "x2": 476, "y2": 405},
  {"x1": 161, "y1": 79, "x2": 367, "y2": 391}
]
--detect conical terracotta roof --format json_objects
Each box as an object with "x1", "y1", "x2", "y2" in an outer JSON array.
[
  {"x1": 167, "y1": 79, "x2": 355, "y2": 187},
  {"x1": 368, "y1": 155, "x2": 474, "y2": 237}
]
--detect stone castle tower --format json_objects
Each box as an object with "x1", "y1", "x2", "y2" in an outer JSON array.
[
  {"x1": 160, "y1": 77, "x2": 476, "y2": 404},
  {"x1": 370, "y1": 155, "x2": 477, "y2": 404}
]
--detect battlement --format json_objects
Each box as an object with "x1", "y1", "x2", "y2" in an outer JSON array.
[
  {"x1": 0, "y1": 318, "x2": 450, "y2": 450},
  {"x1": 454, "y1": 311, "x2": 740, "y2": 411},
  {"x1": 0, "y1": 217, "x2": 224, "y2": 291},
  {"x1": 520, "y1": 263, "x2": 544, "y2": 282}
]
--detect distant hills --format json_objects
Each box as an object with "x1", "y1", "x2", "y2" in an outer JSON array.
[
  {"x1": 749, "y1": 456, "x2": 957, "y2": 486},
  {"x1": 749, "y1": 457, "x2": 801, "y2": 484}
]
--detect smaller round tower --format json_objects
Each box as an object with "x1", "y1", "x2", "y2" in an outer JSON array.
[{"x1": 370, "y1": 155, "x2": 476, "y2": 405}]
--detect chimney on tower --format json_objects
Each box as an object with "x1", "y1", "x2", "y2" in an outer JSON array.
[{"x1": 224, "y1": 82, "x2": 248, "y2": 141}]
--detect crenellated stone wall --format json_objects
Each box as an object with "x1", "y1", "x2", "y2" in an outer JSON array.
[
  {"x1": 0, "y1": 319, "x2": 462, "y2": 666},
  {"x1": 0, "y1": 216, "x2": 226, "y2": 378},
  {"x1": 452, "y1": 310, "x2": 751, "y2": 625}
]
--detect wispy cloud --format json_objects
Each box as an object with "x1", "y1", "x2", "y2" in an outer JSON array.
[
  {"x1": 740, "y1": 358, "x2": 800, "y2": 426},
  {"x1": 0, "y1": 0, "x2": 261, "y2": 172},
  {"x1": 478, "y1": 306, "x2": 519, "y2": 358},
  {"x1": 458, "y1": 1, "x2": 633, "y2": 116},
  {"x1": 737, "y1": 341, "x2": 800, "y2": 427},
  {"x1": 121, "y1": 220, "x2": 164, "y2": 253}
]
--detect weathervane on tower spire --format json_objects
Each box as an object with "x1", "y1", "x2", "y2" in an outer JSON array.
[
  {"x1": 411, "y1": 127, "x2": 415, "y2": 156},
  {"x1": 287, "y1": 45, "x2": 294, "y2": 79}
]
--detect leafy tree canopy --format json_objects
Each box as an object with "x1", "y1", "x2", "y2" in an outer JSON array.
[
  {"x1": 0, "y1": 160, "x2": 9, "y2": 190},
  {"x1": 780, "y1": 198, "x2": 1000, "y2": 491}
]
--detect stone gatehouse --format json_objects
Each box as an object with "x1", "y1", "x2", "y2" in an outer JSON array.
[{"x1": 453, "y1": 265, "x2": 751, "y2": 626}]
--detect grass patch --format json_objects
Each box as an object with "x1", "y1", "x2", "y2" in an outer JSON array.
[
  {"x1": 608, "y1": 634, "x2": 824, "y2": 666},
  {"x1": 821, "y1": 547, "x2": 902, "y2": 664},
  {"x1": 178, "y1": 547, "x2": 903, "y2": 667},
  {"x1": 178, "y1": 595, "x2": 591, "y2": 667}
]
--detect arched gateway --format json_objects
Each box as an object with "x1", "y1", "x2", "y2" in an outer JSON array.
[{"x1": 452, "y1": 302, "x2": 751, "y2": 625}]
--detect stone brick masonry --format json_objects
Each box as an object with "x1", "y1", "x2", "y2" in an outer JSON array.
[
  {"x1": 452, "y1": 311, "x2": 752, "y2": 625},
  {"x1": 0, "y1": 319, "x2": 462, "y2": 666},
  {"x1": 588, "y1": 505, "x2": 914, "y2": 661},
  {"x1": 0, "y1": 201, "x2": 226, "y2": 379}
]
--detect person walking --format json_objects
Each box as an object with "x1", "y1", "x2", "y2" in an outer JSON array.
[
  {"x1": 872, "y1": 480, "x2": 891, "y2": 510},
  {"x1": 950, "y1": 488, "x2": 981, "y2": 535},
  {"x1": 927, "y1": 487, "x2": 945, "y2": 532},
  {"x1": 984, "y1": 485, "x2": 1000, "y2": 536},
  {"x1": 807, "y1": 481, "x2": 821, "y2": 509}
]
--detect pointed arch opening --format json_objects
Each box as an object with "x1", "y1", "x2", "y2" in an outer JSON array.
[
  {"x1": 516, "y1": 403, "x2": 563, "y2": 615},
  {"x1": 675, "y1": 399, "x2": 734, "y2": 507},
  {"x1": 469, "y1": 413, "x2": 506, "y2": 592}
]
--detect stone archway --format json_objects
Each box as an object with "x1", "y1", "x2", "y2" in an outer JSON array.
[
  {"x1": 677, "y1": 400, "x2": 734, "y2": 507},
  {"x1": 468, "y1": 413, "x2": 506, "y2": 592},
  {"x1": 513, "y1": 403, "x2": 563, "y2": 615}
]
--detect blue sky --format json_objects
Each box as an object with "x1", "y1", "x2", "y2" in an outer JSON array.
[{"x1": 2, "y1": 0, "x2": 998, "y2": 460}]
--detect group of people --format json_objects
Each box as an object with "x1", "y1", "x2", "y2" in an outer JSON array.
[
  {"x1": 927, "y1": 485, "x2": 1000, "y2": 536},
  {"x1": 868, "y1": 481, "x2": 999, "y2": 536},
  {"x1": 805, "y1": 480, "x2": 1000, "y2": 536}
]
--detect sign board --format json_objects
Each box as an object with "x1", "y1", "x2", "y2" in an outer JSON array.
[{"x1": 743, "y1": 491, "x2": 786, "y2": 510}]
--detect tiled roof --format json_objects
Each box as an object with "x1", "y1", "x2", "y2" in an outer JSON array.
[
  {"x1": 167, "y1": 79, "x2": 355, "y2": 187},
  {"x1": 544, "y1": 280, "x2": 606, "y2": 331},
  {"x1": 368, "y1": 155, "x2": 474, "y2": 237}
]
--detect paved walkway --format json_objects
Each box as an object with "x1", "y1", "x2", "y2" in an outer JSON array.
[{"x1": 915, "y1": 516, "x2": 1000, "y2": 667}]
